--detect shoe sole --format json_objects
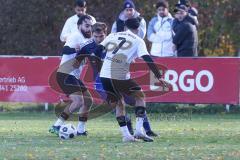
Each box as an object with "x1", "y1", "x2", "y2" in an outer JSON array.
[
  {"x1": 122, "y1": 138, "x2": 141, "y2": 143},
  {"x1": 147, "y1": 134, "x2": 159, "y2": 137},
  {"x1": 134, "y1": 135, "x2": 154, "y2": 142}
]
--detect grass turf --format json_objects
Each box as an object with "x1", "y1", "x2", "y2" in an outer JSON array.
[{"x1": 0, "y1": 112, "x2": 240, "y2": 160}]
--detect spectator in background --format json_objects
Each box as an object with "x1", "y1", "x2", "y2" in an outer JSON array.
[
  {"x1": 60, "y1": 0, "x2": 96, "y2": 42},
  {"x1": 111, "y1": 0, "x2": 147, "y2": 39},
  {"x1": 147, "y1": 0, "x2": 175, "y2": 57},
  {"x1": 172, "y1": 0, "x2": 199, "y2": 56},
  {"x1": 176, "y1": 0, "x2": 198, "y2": 25},
  {"x1": 172, "y1": 5, "x2": 198, "y2": 57}
]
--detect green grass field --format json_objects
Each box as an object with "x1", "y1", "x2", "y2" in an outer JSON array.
[{"x1": 0, "y1": 112, "x2": 240, "y2": 160}]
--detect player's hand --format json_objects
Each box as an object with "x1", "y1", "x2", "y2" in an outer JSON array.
[
  {"x1": 157, "y1": 78, "x2": 172, "y2": 89},
  {"x1": 73, "y1": 59, "x2": 81, "y2": 68},
  {"x1": 75, "y1": 45, "x2": 80, "y2": 52}
]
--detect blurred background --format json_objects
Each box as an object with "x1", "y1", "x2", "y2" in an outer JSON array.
[{"x1": 0, "y1": 0, "x2": 239, "y2": 56}]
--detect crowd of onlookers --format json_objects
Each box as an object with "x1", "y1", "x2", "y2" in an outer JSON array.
[{"x1": 60, "y1": 0, "x2": 199, "y2": 57}]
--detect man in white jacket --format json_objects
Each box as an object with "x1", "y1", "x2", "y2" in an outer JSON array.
[
  {"x1": 147, "y1": 0, "x2": 176, "y2": 57},
  {"x1": 60, "y1": 0, "x2": 96, "y2": 42}
]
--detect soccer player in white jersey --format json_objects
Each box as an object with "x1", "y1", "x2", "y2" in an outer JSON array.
[
  {"x1": 60, "y1": 0, "x2": 96, "y2": 42},
  {"x1": 99, "y1": 18, "x2": 170, "y2": 142},
  {"x1": 49, "y1": 15, "x2": 94, "y2": 136}
]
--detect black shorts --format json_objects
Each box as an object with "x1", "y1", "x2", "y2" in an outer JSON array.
[
  {"x1": 56, "y1": 72, "x2": 87, "y2": 95},
  {"x1": 100, "y1": 77, "x2": 144, "y2": 104}
]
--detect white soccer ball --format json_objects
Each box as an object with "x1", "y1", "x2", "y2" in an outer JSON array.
[{"x1": 59, "y1": 124, "x2": 77, "y2": 140}]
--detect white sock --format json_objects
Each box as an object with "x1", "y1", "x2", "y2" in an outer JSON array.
[
  {"x1": 136, "y1": 117, "x2": 144, "y2": 133},
  {"x1": 77, "y1": 121, "x2": 86, "y2": 133},
  {"x1": 54, "y1": 118, "x2": 64, "y2": 127},
  {"x1": 120, "y1": 126, "x2": 132, "y2": 137}
]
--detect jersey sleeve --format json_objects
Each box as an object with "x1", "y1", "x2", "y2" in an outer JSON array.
[
  {"x1": 94, "y1": 45, "x2": 106, "y2": 59},
  {"x1": 100, "y1": 33, "x2": 113, "y2": 47},
  {"x1": 137, "y1": 39, "x2": 149, "y2": 57},
  {"x1": 60, "y1": 18, "x2": 71, "y2": 42}
]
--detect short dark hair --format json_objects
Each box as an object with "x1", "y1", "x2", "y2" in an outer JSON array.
[
  {"x1": 75, "y1": 0, "x2": 86, "y2": 7},
  {"x1": 92, "y1": 22, "x2": 108, "y2": 34},
  {"x1": 125, "y1": 18, "x2": 140, "y2": 30},
  {"x1": 156, "y1": 0, "x2": 169, "y2": 9},
  {"x1": 77, "y1": 15, "x2": 92, "y2": 25}
]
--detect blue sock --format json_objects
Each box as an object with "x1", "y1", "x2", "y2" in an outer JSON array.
[
  {"x1": 125, "y1": 114, "x2": 134, "y2": 135},
  {"x1": 143, "y1": 113, "x2": 152, "y2": 132}
]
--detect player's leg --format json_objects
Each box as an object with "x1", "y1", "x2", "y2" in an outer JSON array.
[
  {"x1": 49, "y1": 100, "x2": 70, "y2": 134},
  {"x1": 123, "y1": 94, "x2": 157, "y2": 136},
  {"x1": 143, "y1": 112, "x2": 158, "y2": 137},
  {"x1": 117, "y1": 79, "x2": 153, "y2": 142},
  {"x1": 122, "y1": 95, "x2": 135, "y2": 135},
  {"x1": 49, "y1": 73, "x2": 85, "y2": 135},
  {"x1": 133, "y1": 92, "x2": 153, "y2": 142},
  {"x1": 50, "y1": 92, "x2": 84, "y2": 134},
  {"x1": 100, "y1": 77, "x2": 137, "y2": 142},
  {"x1": 116, "y1": 99, "x2": 137, "y2": 142},
  {"x1": 77, "y1": 89, "x2": 93, "y2": 136},
  {"x1": 125, "y1": 114, "x2": 134, "y2": 135}
]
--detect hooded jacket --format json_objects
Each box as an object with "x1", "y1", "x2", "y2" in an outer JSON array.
[
  {"x1": 147, "y1": 13, "x2": 176, "y2": 57},
  {"x1": 111, "y1": 11, "x2": 146, "y2": 39}
]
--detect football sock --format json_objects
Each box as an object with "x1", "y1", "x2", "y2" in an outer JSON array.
[
  {"x1": 125, "y1": 114, "x2": 134, "y2": 134},
  {"x1": 54, "y1": 112, "x2": 69, "y2": 127},
  {"x1": 136, "y1": 117, "x2": 144, "y2": 133},
  {"x1": 135, "y1": 106, "x2": 146, "y2": 133},
  {"x1": 77, "y1": 117, "x2": 87, "y2": 133},
  {"x1": 120, "y1": 126, "x2": 132, "y2": 138},
  {"x1": 143, "y1": 113, "x2": 152, "y2": 132},
  {"x1": 77, "y1": 121, "x2": 86, "y2": 133},
  {"x1": 117, "y1": 116, "x2": 132, "y2": 137},
  {"x1": 54, "y1": 118, "x2": 64, "y2": 127},
  {"x1": 60, "y1": 112, "x2": 69, "y2": 121}
]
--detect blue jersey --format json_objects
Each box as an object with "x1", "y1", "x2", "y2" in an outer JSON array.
[{"x1": 77, "y1": 40, "x2": 106, "y2": 90}]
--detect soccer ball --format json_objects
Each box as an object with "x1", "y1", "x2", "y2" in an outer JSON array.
[{"x1": 59, "y1": 124, "x2": 77, "y2": 140}]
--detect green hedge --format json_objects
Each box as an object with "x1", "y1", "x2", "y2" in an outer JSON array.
[{"x1": 1, "y1": 102, "x2": 240, "y2": 114}]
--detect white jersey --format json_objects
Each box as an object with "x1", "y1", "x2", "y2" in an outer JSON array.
[
  {"x1": 58, "y1": 31, "x2": 91, "y2": 78},
  {"x1": 60, "y1": 14, "x2": 96, "y2": 42},
  {"x1": 100, "y1": 30, "x2": 149, "y2": 80}
]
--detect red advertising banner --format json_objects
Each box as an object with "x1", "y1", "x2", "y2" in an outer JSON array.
[
  {"x1": 141, "y1": 58, "x2": 240, "y2": 104},
  {"x1": 0, "y1": 56, "x2": 239, "y2": 104},
  {"x1": 0, "y1": 56, "x2": 60, "y2": 103}
]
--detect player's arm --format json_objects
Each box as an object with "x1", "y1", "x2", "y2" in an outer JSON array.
[
  {"x1": 141, "y1": 55, "x2": 170, "y2": 88},
  {"x1": 60, "y1": 18, "x2": 71, "y2": 42},
  {"x1": 62, "y1": 46, "x2": 76, "y2": 55},
  {"x1": 137, "y1": 39, "x2": 170, "y2": 88},
  {"x1": 89, "y1": 44, "x2": 105, "y2": 73},
  {"x1": 75, "y1": 48, "x2": 89, "y2": 68},
  {"x1": 141, "y1": 55, "x2": 162, "y2": 79},
  {"x1": 137, "y1": 39, "x2": 161, "y2": 78},
  {"x1": 90, "y1": 35, "x2": 112, "y2": 72}
]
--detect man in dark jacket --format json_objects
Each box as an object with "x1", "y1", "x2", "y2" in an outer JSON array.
[
  {"x1": 111, "y1": 0, "x2": 146, "y2": 39},
  {"x1": 172, "y1": 5, "x2": 198, "y2": 57}
]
